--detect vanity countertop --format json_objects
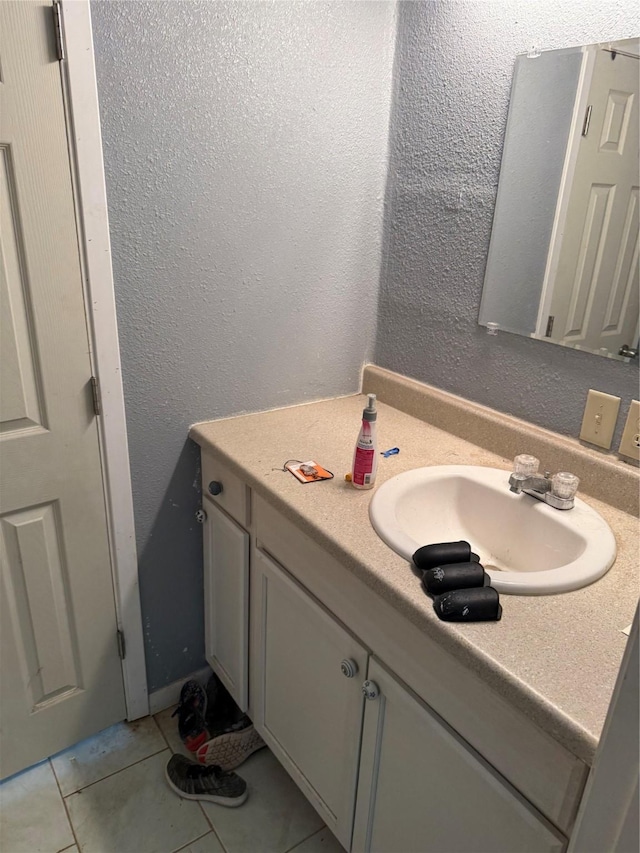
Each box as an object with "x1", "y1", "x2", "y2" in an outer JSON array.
[{"x1": 190, "y1": 391, "x2": 638, "y2": 765}]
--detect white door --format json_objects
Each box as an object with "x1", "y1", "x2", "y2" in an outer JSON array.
[
  {"x1": 0, "y1": 0, "x2": 126, "y2": 778},
  {"x1": 203, "y1": 499, "x2": 249, "y2": 710},
  {"x1": 549, "y1": 39, "x2": 639, "y2": 356},
  {"x1": 251, "y1": 548, "x2": 367, "y2": 850},
  {"x1": 352, "y1": 659, "x2": 566, "y2": 853}
]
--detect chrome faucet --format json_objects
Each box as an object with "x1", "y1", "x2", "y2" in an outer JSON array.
[
  {"x1": 509, "y1": 471, "x2": 552, "y2": 494},
  {"x1": 508, "y1": 455, "x2": 579, "y2": 510}
]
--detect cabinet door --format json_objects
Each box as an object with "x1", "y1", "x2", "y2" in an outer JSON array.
[
  {"x1": 353, "y1": 659, "x2": 566, "y2": 853},
  {"x1": 203, "y1": 499, "x2": 249, "y2": 710},
  {"x1": 252, "y1": 548, "x2": 368, "y2": 851}
]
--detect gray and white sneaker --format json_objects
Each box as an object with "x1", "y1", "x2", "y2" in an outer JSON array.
[{"x1": 165, "y1": 754, "x2": 248, "y2": 807}]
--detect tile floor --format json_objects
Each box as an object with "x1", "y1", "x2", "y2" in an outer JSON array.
[{"x1": 0, "y1": 708, "x2": 344, "y2": 853}]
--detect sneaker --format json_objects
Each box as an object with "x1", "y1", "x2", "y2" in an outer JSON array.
[
  {"x1": 204, "y1": 672, "x2": 244, "y2": 735},
  {"x1": 196, "y1": 724, "x2": 266, "y2": 771},
  {"x1": 209, "y1": 709, "x2": 253, "y2": 739},
  {"x1": 172, "y1": 680, "x2": 209, "y2": 753},
  {"x1": 165, "y1": 754, "x2": 248, "y2": 807}
]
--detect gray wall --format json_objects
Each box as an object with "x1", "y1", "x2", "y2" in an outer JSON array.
[
  {"x1": 479, "y1": 48, "x2": 583, "y2": 334},
  {"x1": 91, "y1": 1, "x2": 396, "y2": 691},
  {"x1": 377, "y1": 1, "x2": 639, "y2": 441}
]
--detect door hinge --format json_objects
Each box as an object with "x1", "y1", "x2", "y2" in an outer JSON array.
[
  {"x1": 545, "y1": 315, "x2": 555, "y2": 337},
  {"x1": 90, "y1": 376, "x2": 102, "y2": 416},
  {"x1": 581, "y1": 105, "x2": 592, "y2": 137},
  {"x1": 117, "y1": 630, "x2": 126, "y2": 660},
  {"x1": 52, "y1": 1, "x2": 65, "y2": 62}
]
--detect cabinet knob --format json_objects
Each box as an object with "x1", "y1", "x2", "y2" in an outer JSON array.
[
  {"x1": 208, "y1": 481, "x2": 223, "y2": 496},
  {"x1": 362, "y1": 680, "x2": 379, "y2": 700},
  {"x1": 340, "y1": 659, "x2": 358, "y2": 678}
]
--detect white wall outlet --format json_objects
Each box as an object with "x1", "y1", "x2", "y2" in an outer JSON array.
[
  {"x1": 579, "y1": 390, "x2": 621, "y2": 449},
  {"x1": 618, "y1": 400, "x2": 640, "y2": 461}
]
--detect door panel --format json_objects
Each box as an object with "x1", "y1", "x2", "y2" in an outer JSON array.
[
  {"x1": 550, "y1": 41, "x2": 639, "y2": 355},
  {"x1": 353, "y1": 659, "x2": 566, "y2": 853},
  {"x1": 203, "y1": 499, "x2": 249, "y2": 710},
  {"x1": 252, "y1": 548, "x2": 367, "y2": 850},
  {"x1": 0, "y1": 146, "x2": 45, "y2": 434},
  {"x1": 0, "y1": 0, "x2": 125, "y2": 778},
  {"x1": 1, "y1": 503, "x2": 81, "y2": 706}
]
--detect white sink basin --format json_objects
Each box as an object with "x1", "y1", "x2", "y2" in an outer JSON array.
[{"x1": 369, "y1": 465, "x2": 616, "y2": 595}]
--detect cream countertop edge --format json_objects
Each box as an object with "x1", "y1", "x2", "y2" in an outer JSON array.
[{"x1": 189, "y1": 391, "x2": 639, "y2": 766}]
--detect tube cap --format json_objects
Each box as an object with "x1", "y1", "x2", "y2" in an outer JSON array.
[{"x1": 363, "y1": 394, "x2": 377, "y2": 422}]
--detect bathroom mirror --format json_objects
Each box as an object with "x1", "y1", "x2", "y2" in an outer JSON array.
[{"x1": 479, "y1": 38, "x2": 639, "y2": 364}]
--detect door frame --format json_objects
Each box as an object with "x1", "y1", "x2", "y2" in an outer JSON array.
[
  {"x1": 534, "y1": 44, "x2": 596, "y2": 339},
  {"x1": 568, "y1": 607, "x2": 638, "y2": 852},
  {"x1": 57, "y1": 0, "x2": 148, "y2": 720}
]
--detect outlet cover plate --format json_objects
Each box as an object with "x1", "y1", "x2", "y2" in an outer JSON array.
[
  {"x1": 618, "y1": 400, "x2": 640, "y2": 461},
  {"x1": 580, "y1": 390, "x2": 620, "y2": 449}
]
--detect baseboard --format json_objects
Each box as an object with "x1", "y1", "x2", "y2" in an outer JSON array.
[{"x1": 148, "y1": 666, "x2": 212, "y2": 715}]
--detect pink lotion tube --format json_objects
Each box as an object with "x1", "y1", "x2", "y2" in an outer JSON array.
[{"x1": 352, "y1": 394, "x2": 378, "y2": 489}]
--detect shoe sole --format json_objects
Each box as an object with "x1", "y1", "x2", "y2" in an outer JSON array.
[
  {"x1": 164, "y1": 766, "x2": 248, "y2": 807},
  {"x1": 196, "y1": 726, "x2": 266, "y2": 771}
]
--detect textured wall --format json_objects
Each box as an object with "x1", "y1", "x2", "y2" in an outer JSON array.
[
  {"x1": 377, "y1": 1, "x2": 639, "y2": 443},
  {"x1": 91, "y1": 0, "x2": 396, "y2": 691}
]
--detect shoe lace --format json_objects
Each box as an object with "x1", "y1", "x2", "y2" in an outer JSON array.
[{"x1": 186, "y1": 763, "x2": 224, "y2": 780}]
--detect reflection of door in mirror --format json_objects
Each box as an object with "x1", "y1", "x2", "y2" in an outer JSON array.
[
  {"x1": 479, "y1": 37, "x2": 640, "y2": 365},
  {"x1": 538, "y1": 39, "x2": 639, "y2": 358}
]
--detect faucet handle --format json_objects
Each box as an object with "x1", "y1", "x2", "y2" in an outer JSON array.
[
  {"x1": 513, "y1": 454, "x2": 539, "y2": 475},
  {"x1": 551, "y1": 472, "x2": 579, "y2": 500}
]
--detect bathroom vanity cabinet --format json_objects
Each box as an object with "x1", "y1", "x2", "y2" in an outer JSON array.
[{"x1": 200, "y1": 451, "x2": 584, "y2": 853}]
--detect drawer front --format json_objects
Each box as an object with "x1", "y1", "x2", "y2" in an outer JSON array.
[
  {"x1": 201, "y1": 452, "x2": 250, "y2": 528},
  {"x1": 254, "y1": 493, "x2": 587, "y2": 835}
]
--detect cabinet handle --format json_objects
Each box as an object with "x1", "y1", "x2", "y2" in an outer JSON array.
[
  {"x1": 340, "y1": 659, "x2": 358, "y2": 678},
  {"x1": 208, "y1": 481, "x2": 223, "y2": 496},
  {"x1": 362, "y1": 680, "x2": 379, "y2": 700}
]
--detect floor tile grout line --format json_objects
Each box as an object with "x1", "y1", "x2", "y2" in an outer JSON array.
[
  {"x1": 56, "y1": 846, "x2": 78, "y2": 853},
  {"x1": 154, "y1": 710, "x2": 176, "y2": 752},
  {"x1": 170, "y1": 828, "x2": 213, "y2": 853},
  {"x1": 154, "y1": 710, "x2": 231, "y2": 853},
  {"x1": 149, "y1": 712, "x2": 165, "y2": 737},
  {"x1": 196, "y1": 800, "x2": 230, "y2": 853},
  {"x1": 50, "y1": 759, "x2": 81, "y2": 853},
  {"x1": 61, "y1": 746, "x2": 170, "y2": 798},
  {"x1": 283, "y1": 824, "x2": 327, "y2": 853}
]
